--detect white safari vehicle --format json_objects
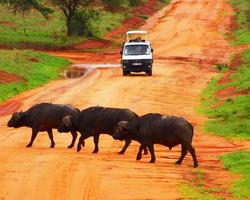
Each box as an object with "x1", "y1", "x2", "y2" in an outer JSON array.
[{"x1": 120, "y1": 30, "x2": 153, "y2": 76}]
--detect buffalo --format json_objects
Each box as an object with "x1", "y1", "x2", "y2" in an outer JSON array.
[
  {"x1": 7, "y1": 103, "x2": 82, "y2": 148},
  {"x1": 113, "y1": 113, "x2": 198, "y2": 168},
  {"x1": 58, "y1": 106, "x2": 147, "y2": 154}
]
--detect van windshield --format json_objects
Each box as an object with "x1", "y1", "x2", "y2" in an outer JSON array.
[{"x1": 124, "y1": 45, "x2": 150, "y2": 55}]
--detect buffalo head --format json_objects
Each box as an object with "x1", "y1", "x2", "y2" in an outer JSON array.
[
  {"x1": 113, "y1": 121, "x2": 131, "y2": 140},
  {"x1": 7, "y1": 111, "x2": 27, "y2": 128},
  {"x1": 58, "y1": 115, "x2": 73, "y2": 133}
]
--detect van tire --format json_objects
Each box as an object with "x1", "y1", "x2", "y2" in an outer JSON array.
[
  {"x1": 147, "y1": 70, "x2": 152, "y2": 76},
  {"x1": 123, "y1": 70, "x2": 128, "y2": 76}
]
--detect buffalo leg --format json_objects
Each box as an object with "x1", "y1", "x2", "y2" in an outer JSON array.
[
  {"x1": 136, "y1": 144, "x2": 146, "y2": 160},
  {"x1": 143, "y1": 147, "x2": 148, "y2": 155},
  {"x1": 26, "y1": 129, "x2": 38, "y2": 147},
  {"x1": 81, "y1": 139, "x2": 85, "y2": 147},
  {"x1": 68, "y1": 131, "x2": 78, "y2": 148},
  {"x1": 119, "y1": 139, "x2": 131, "y2": 154},
  {"x1": 47, "y1": 129, "x2": 55, "y2": 148},
  {"x1": 92, "y1": 134, "x2": 100, "y2": 153},
  {"x1": 175, "y1": 144, "x2": 187, "y2": 165},
  {"x1": 77, "y1": 134, "x2": 85, "y2": 152},
  {"x1": 147, "y1": 143, "x2": 156, "y2": 163},
  {"x1": 183, "y1": 142, "x2": 198, "y2": 168}
]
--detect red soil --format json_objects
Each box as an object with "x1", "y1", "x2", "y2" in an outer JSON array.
[
  {"x1": 0, "y1": 70, "x2": 21, "y2": 83},
  {"x1": 0, "y1": 21, "x2": 15, "y2": 26},
  {"x1": 72, "y1": 39, "x2": 112, "y2": 50},
  {"x1": 0, "y1": 99, "x2": 22, "y2": 116}
]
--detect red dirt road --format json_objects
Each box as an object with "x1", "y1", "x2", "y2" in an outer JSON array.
[{"x1": 0, "y1": 1, "x2": 249, "y2": 199}]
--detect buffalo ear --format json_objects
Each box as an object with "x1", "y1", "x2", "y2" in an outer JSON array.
[
  {"x1": 63, "y1": 115, "x2": 72, "y2": 127},
  {"x1": 19, "y1": 112, "x2": 27, "y2": 119},
  {"x1": 118, "y1": 121, "x2": 129, "y2": 130},
  {"x1": 13, "y1": 112, "x2": 21, "y2": 120}
]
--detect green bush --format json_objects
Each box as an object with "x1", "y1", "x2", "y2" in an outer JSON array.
[
  {"x1": 101, "y1": 0, "x2": 124, "y2": 11},
  {"x1": 72, "y1": 10, "x2": 100, "y2": 36},
  {"x1": 128, "y1": 0, "x2": 143, "y2": 6},
  {"x1": 101, "y1": 0, "x2": 143, "y2": 11}
]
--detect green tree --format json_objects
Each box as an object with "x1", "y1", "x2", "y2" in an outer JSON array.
[
  {"x1": 72, "y1": 9, "x2": 99, "y2": 36},
  {"x1": 101, "y1": 0, "x2": 143, "y2": 11},
  {"x1": 0, "y1": 0, "x2": 52, "y2": 19},
  {"x1": 101, "y1": 0, "x2": 124, "y2": 12},
  {"x1": 50, "y1": 0, "x2": 93, "y2": 36},
  {"x1": 128, "y1": 0, "x2": 142, "y2": 6}
]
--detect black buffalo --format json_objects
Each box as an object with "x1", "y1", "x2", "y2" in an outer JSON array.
[
  {"x1": 113, "y1": 113, "x2": 198, "y2": 168},
  {"x1": 7, "y1": 103, "x2": 81, "y2": 148},
  {"x1": 58, "y1": 106, "x2": 147, "y2": 154}
]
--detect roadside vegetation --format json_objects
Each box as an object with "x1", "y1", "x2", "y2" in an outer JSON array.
[
  {"x1": 228, "y1": 0, "x2": 250, "y2": 45},
  {"x1": 0, "y1": 50, "x2": 69, "y2": 103},
  {"x1": 198, "y1": 0, "x2": 250, "y2": 139},
  {"x1": 197, "y1": 0, "x2": 250, "y2": 199},
  {"x1": 0, "y1": 4, "x2": 126, "y2": 48},
  {"x1": 220, "y1": 151, "x2": 250, "y2": 199},
  {"x1": 0, "y1": 0, "x2": 168, "y2": 48},
  {"x1": 0, "y1": 0, "x2": 138, "y2": 37},
  {"x1": 179, "y1": 170, "x2": 224, "y2": 200},
  {"x1": 198, "y1": 49, "x2": 250, "y2": 139}
]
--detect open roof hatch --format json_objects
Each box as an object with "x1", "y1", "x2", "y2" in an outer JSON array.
[{"x1": 126, "y1": 30, "x2": 147, "y2": 42}]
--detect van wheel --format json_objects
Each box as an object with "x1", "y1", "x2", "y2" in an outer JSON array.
[
  {"x1": 147, "y1": 70, "x2": 152, "y2": 76},
  {"x1": 123, "y1": 70, "x2": 128, "y2": 76}
]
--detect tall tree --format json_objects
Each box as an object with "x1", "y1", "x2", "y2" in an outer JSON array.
[{"x1": 51, "y1": 0, "x2": 93, "y2": 36}]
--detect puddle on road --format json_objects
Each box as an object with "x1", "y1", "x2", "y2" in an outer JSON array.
[
  {"x1": 63, "y1": 68, "x2": 87, "y2": 78},
  {"x1": 62, "y1": 63, "x2": 121, "y2": 78}
]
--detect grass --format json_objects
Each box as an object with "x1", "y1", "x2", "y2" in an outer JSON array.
[
  {"x1": 0, "y1": 5, "x2": 126, "y2": 48},
  {"x1": 198, "y1": 48, "x2": 250, "y2": 139},
  {"x1": 228, "y1": 0, "x2": 250, "y2": 45},
  {"x1": 179, "y1": 169, "x2": 225, "y2": 200},
  {"x1": 0, "y1": 5, "x2": 74, "y2": 48},
  {"x1": 220, "y1": 151, "x2": 250, "y2": 199},
  {"x1": 179, "y1": 184, "x2": 224, "y2": 200},
  {"x1": 203, "y1": 94, "x2": 250, "y2": 139},
  {"x1": 0, "y1": 49, "x2": 70, "y2": 103},
  {"x1": 159, "y1": 0, "x2": 171, "y2": 4},
  {"x1": 94, "y1": 10, "x2": 127, "y2": 37}
]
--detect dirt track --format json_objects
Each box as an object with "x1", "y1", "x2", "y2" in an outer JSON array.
[{"x1": 0, "y1": 1, "x2": 249, "y2": 199}]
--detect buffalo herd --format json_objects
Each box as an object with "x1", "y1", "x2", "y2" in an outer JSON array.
[{"x1": 7, "y1": 103, "x2": 198, "y2": 168}]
